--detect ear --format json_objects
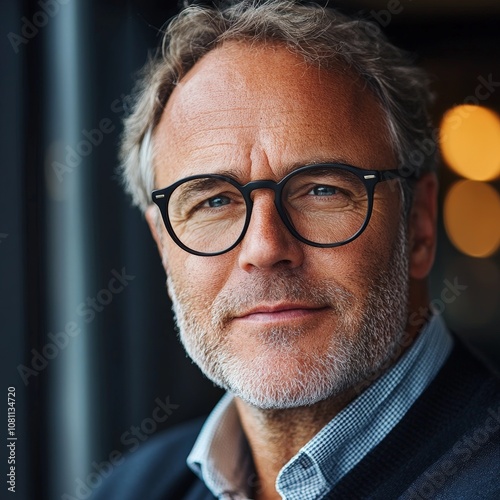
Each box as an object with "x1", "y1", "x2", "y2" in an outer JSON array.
[
  {"x1": 145, "y1": 205, "x2": 170, "y2": 274},
  {"x1": 408, "y1": 173, "x2": 438, "y2": 280}
]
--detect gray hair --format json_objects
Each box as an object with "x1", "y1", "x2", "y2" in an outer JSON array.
[{"x1": 120, "y1": 0, "x2": 436, "y2": 213}]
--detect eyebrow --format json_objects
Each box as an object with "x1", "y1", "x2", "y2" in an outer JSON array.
[
  {"x1": 170, "y1": 157, "x2": 358, "y2": 193},
  {"x1": 301, "y1": 165, "x2": 358, "y2": 178},
  {"x1": 201, "y1": 167, "x2": 246, "y2": 182},
  {"x1": 295, "y1": 157, "x2": 357, "y2": 169}
]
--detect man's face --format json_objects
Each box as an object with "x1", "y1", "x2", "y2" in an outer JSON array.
[{"x1": 151, "y1": 43, "x2": 410, "y2": 409}]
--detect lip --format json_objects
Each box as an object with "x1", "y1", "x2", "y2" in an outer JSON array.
[{"x1": 234, "y1": 304, "x2": 329, "y2": 323}]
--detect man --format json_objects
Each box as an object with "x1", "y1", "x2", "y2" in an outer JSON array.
[{"x1": 93, "y1": 1, "x2": 500, "y2": 498}]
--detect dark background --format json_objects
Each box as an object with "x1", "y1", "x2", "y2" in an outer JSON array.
[{"x1": 1, "y1": 1, "x2": 500, "y2": 499}]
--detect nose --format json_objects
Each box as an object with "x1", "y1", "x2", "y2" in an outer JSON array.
[{"x1": 237, "y1": 190, "x2": 305, "y2": 272}]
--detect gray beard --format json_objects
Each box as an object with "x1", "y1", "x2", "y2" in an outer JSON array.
[{"x1": 168, "y1": 215, "x2": 409, "y2": 410}]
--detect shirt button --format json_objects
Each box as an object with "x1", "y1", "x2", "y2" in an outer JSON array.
[{"x1": 298, "y1": 454, "x2": 312, "y2": 470}]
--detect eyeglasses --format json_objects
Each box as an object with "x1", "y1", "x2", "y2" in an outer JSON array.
[{"x1": 152, "y1": 163, "x2": 406, "y2": 256}]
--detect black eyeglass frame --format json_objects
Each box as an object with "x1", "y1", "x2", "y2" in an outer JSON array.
[{"x1": 152, "y1": 163, "x2": 407, "y2": 257}]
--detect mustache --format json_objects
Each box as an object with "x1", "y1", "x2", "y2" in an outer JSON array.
[{"x1": 208, "y1": 273, "x2": 356, "y2": 327}]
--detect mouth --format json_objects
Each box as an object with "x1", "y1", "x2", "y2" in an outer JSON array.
[{"x1": 234, "y1": 304, "x2": 330, "y2": 323}]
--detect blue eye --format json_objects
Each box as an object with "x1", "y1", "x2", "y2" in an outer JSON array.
[
  {"x1": 207, "y1": 195, "x2": 231, "y2": 208},
  {"x1": 311, "y1": 185, "x2": 337, "y2": 196}
]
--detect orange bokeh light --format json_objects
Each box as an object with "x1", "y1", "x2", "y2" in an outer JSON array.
[
  {"x1": 444, "y1": 180, "x2": 500, "y2": 258},
  {"x1": 440, "y1": 105, "x2": 500, "y2": 181}
]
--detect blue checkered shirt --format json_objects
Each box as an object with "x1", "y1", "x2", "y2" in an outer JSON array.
[{"x1": 187, "y1": 314, "x2": 453, "y2": 499}]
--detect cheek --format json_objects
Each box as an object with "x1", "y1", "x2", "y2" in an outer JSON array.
[
  {"x1": 306, "y1": 244, "x2": 370, "y2": 300},
  {"x1": 167, "y1": 245, "x2": 234, "y2": 300},
  {"x1": 310, "y1": 212, "x2": 400, "y2": 297}
]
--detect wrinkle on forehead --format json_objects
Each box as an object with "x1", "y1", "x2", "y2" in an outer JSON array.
[{"x1": 153, "y1": 42, "x2": 394, "y2": 186}]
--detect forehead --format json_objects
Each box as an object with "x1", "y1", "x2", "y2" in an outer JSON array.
[{"x1": 153, "y1": 42, "x2": 395, "y2": 186}]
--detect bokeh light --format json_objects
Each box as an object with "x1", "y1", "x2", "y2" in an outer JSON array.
[
  {"x1": 444, "y1": 180, "x2": 500, "y2": 258},
  {"x1": 440, "y1": 105, "x2": 500, "y2": 181}
]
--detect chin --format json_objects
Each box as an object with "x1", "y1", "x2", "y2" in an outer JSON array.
[{"x1": 199, "y1": 348, "x2": 357, "y2": 410}]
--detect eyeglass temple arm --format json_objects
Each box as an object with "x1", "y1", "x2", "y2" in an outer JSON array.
[{"x1": 378, "y1": 168, "x2": 414, "y2": 183}]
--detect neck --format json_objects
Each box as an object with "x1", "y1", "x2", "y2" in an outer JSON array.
[{"x1": 235, "y1": 390, "x2": 355, "y2": 500}]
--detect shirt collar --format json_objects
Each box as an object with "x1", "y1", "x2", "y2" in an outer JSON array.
[
  {"x1": 188, "y1": 393, "x2": 254, "y2": 499},
  {"x1": 187, "y1": 314, "x2": 453, "y2": 499}
]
